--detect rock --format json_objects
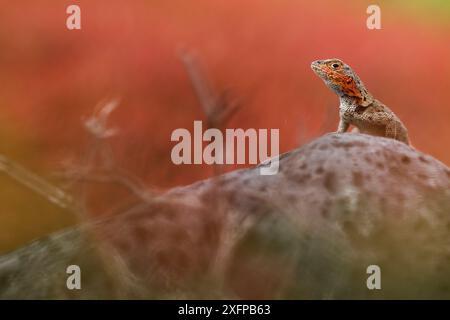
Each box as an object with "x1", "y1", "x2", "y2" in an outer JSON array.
[{"x1": 1, "y1": 133, "x2": 450, "y2": 299}]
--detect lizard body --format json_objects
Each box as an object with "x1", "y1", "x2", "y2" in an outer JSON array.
[{"x1": 311, "y1": 58, "x2": 410, "y2": 145}]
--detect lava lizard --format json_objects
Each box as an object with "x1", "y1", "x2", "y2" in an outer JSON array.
[{"x1": 311, "y1": 58, "x2": 410, "y2": 145}]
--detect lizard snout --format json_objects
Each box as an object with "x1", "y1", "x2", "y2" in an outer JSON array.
[
  {"x1": 311, "y1": 60, "x2": 326, "y2": 75},
  {"x1": 311, "y1": 60, "x2": 322, "y2": 68}
]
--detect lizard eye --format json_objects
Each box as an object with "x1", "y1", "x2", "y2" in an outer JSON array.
[{"x1": 331, "y1": 63, "x2": 340, "y2": 69}]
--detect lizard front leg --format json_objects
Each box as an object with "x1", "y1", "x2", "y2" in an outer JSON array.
[{"x1": 336, "y1": 118, "x2": 350, "y2": 133}]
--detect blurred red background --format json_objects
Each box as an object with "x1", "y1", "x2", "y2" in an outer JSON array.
[{"x1": 0, "y1": 0, "x2": 449, "y2": 252}]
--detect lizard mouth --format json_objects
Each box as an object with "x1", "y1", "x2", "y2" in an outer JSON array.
[{"x1": 311, "y1": 61, "x2": 327, "y2": 77}]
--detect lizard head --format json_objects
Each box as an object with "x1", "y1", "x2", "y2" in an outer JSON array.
[{"x1": 311, "y1": 59, "x2": 373, "y2": 106}]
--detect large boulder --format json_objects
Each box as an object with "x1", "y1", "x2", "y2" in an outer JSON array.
[{"x1": 1, "y1": 133, "x2": 450, "y2": 299}]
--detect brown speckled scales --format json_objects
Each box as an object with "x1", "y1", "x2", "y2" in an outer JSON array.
[{"x1": 311, "y1": 59, "x2": 410, "y2": 145}]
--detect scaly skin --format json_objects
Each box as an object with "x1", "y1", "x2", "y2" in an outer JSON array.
[{"x1": 311, "y1": 58, "x2": 410, "y2": 145}]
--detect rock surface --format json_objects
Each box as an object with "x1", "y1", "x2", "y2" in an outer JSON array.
[{"x1": 1, "y1": 133, "x2": 450, "y2": 299}]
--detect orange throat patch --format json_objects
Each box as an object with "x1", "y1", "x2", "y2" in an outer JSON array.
[{"x1": 321, "y1": 65, "x2": 363, "y2": 100}]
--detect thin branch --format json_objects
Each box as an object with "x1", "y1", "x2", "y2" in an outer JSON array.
[
  {"x1": 60, "y1": 98, "x2": 158, "y2": 208},
  {"x1": 178, "y1": 49, "x2": 240, "y2": 129},
  {"x1": 83, "y1": 98, "x2": 120, "y2": 140},
  {"x1": 179, "y1": 49, "x2": 242, "y2": 176},
  {"x1": 0, "y1": 154, "x2": 77, "y2": 212},
  {"x1": 57, "y1": 168, "x2": 157, "y2": 203},
  {"x1": 178, "y1": 50, "x2": 217, "y2": 119}
]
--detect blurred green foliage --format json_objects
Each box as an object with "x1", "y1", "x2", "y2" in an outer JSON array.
[{"x1": 385, "y1": 0, "x2": 450, "y2": 23}]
